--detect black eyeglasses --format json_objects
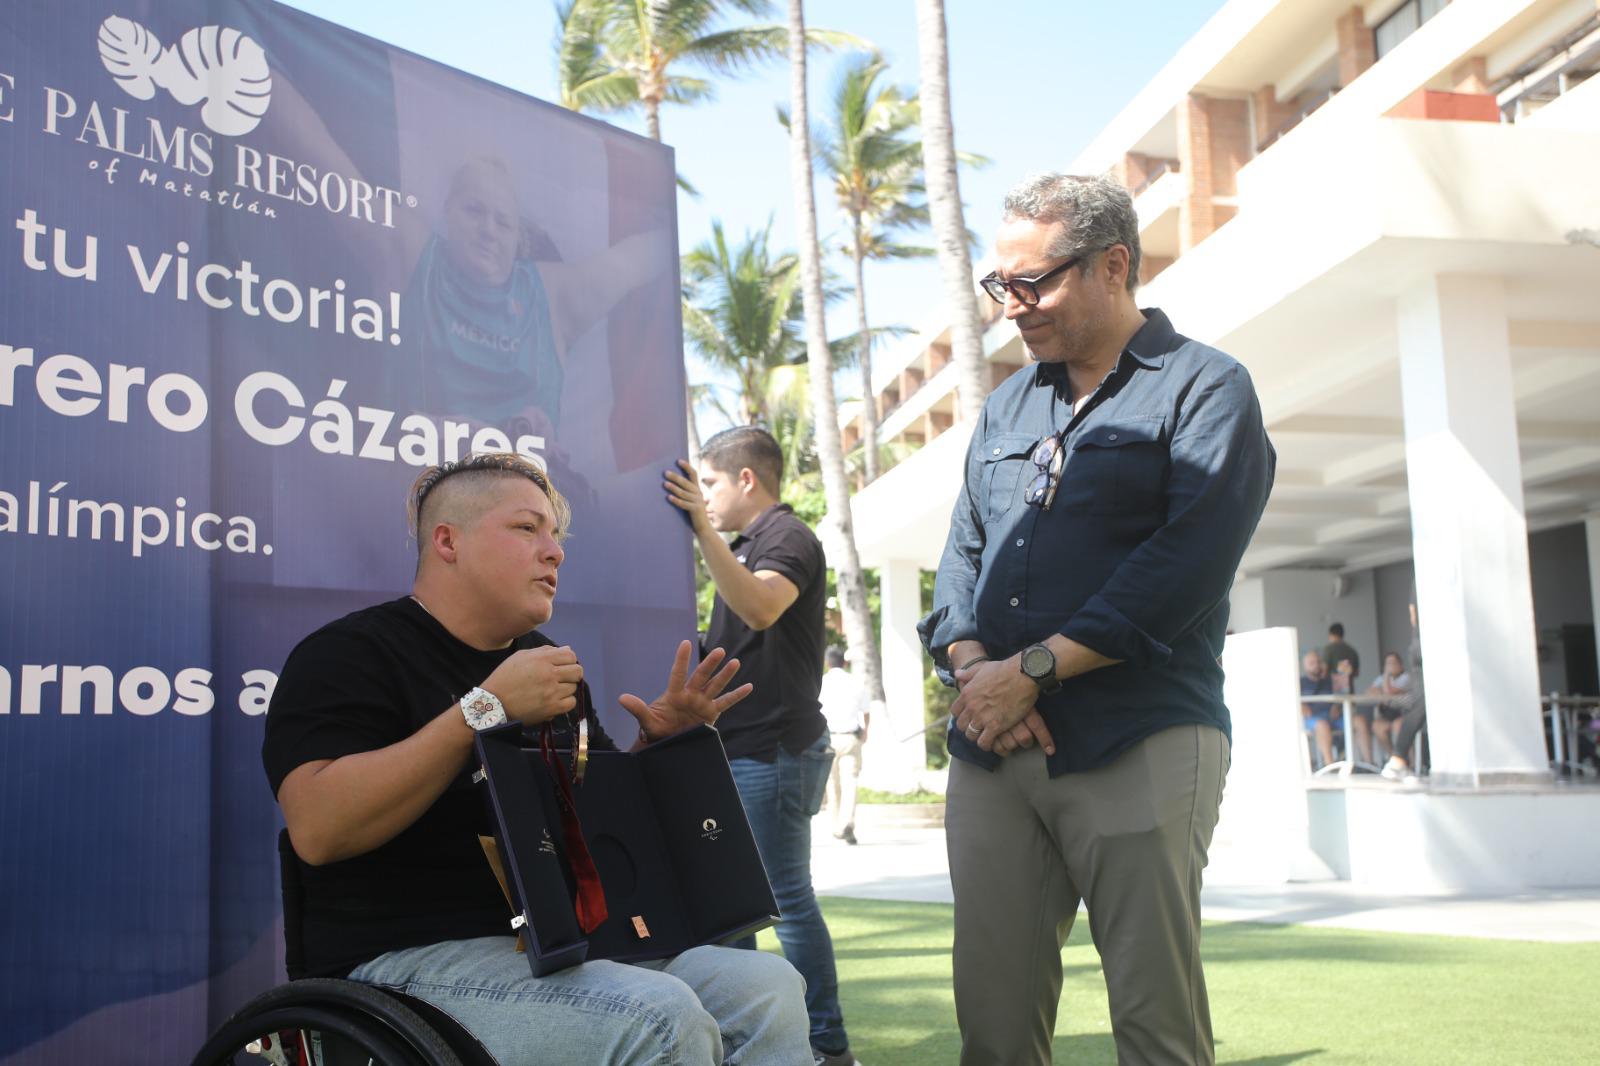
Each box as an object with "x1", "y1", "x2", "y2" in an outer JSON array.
[
  {"x1": 980, "y1": 255, "x2": 1084, "y2": 306},
  {"x1": 1024, "y1": 431, "x2": 1066, "y2": 510}
]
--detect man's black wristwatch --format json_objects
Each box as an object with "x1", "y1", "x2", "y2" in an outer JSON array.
[{"x1": 1020, "y1": 643, "x2": 1062, "y2": 694}]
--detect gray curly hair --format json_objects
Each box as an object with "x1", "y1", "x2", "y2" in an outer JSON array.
[{"x1": 1002, "y1": 172, "x2": 1142, "y2": 292}]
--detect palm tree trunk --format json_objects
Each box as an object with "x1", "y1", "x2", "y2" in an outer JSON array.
[
  {"x1": 685, "y1": 383, "x2": 702, "y2": 471},
  {"x1": 915, "y1": 0, "x2": 988, "y2": 422},
  {"x1": 851, "y1": 225, "x2": 879, "y2": 484},
  {"x1": 644, "y1": 95, "x2": 662, "y2": 142},
  {"x1": 786, "y1": 0, "x2": 884, "y2": 703}
]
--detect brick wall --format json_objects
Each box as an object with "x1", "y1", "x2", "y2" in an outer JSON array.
[
  {"x1": 1336, "y1": 6, "x2": 1375, "y2": 87},
  {"x1": 1114, "y1": 151, "x2": 1153, "y2": 191},
  {"x1": 1139, "y1": 255, "x2": 1175, "y2": 286},
  {"x1": 1253, "y1": 84, "x2": 1298, "y2": 151},
  {"x1": 1387, "y1": 89, "x2": 1501, "y2": 122},
  {"x1": 900, "y1": 366, "x2": 925, "y2": 402},
  {"x1": 1178, "y1": 93, "x2": 1250, "y2": 251}
]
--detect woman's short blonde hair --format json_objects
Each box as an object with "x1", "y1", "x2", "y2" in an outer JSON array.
[{"x1": 407, "y1": 451, "x2": 570, "y2": 548}]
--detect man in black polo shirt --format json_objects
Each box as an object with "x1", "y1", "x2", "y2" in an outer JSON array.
[
  {"x1": 919, "y1": 173, "x2": 1274, "y2": 1065},
  {"x1": 665, "y1": 426, "x2": 855, "y2": 1066}
]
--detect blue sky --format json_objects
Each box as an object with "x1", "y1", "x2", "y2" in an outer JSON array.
[{"x1": 279, "y1": 0, "x2": 1226, "y2": 422}]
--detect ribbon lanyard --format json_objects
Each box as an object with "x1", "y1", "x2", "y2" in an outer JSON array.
[{"x1": 538, "y1": 683, "x2": 607, "y2": 933}]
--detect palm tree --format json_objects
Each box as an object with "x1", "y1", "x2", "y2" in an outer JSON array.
[
  {"x1": 915, "y1": 0, "x2": 989, "y2": 422},
  {"x1": 555, "y1": 0, "x2": 856, "y2": 144},
  {"x1": 682, "y1": 222, "x2": 871, "y2": 429},
  {"x1": 816, "y1": 54, "x2": 985, "y2": 482},
  {"x1": 817, "y1": 54, "x2": 927, "y2": 483},
  {"x1": 554, "y1": 0, "x2": 858, "y2": 466},
  {"x1": 681, "y1": 220, "x2": 804, "y2": 426},
  {"x1": 786, "y1": 0, "x2": 884, "y2": 703}
]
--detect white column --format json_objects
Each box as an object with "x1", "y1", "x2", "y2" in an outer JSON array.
[
  {"x1": 859, "y1": 558, "x2": 927, "y2": 793},
  {"x1": 1228, "y1": 576, "x2": 1267, "y2": 632},
  {"x1": 1587, "y1": 511, "x2": 1600, "y2": 677},
  {"x1": 1397, "y1": 274, "x2": 1548, "y2": 785}
]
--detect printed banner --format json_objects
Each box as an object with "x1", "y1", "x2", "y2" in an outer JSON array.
[{"x1": 0, "y1": 2, "x2": 692, "y2": 1060}]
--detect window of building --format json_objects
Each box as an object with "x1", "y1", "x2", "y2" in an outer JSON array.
[{"x1": 1375, "y1": 0, "x2": 1448, "y2": 60}]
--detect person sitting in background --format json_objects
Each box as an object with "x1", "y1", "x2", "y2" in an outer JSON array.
[
  {"x1": 1366, "y1": 651, "x2": 1412, "y2": 762},
  {"x1": 1382, "y1": 600, "x2": 1429, "y2": 781},
  {"x1": 1332, "y1": 659, "x2": 1373, "y2": 765},
  {"x1": 1301, "y1": 649, "x2": 1336, "y2": 769}
]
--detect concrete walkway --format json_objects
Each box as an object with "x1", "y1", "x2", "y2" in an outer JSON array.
[{"x1": 810, "y1": 820, "x2": 1600, "y2": 944}]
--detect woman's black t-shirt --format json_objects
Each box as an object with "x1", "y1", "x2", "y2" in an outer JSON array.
[{"x1": 261, "y1": 597, "x2": 614, "y2": 977}]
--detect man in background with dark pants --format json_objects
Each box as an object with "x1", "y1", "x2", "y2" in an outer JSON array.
[
  {"x1": 665, "y1": 426, "x2": 856, "y2": 1066},
  {"x1": 920, "y1": 173, "x2": 1274, "y2": 1065}
]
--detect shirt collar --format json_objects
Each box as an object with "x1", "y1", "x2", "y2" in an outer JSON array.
[
  {"x1": 1124, "y1": 307, "x2": 1175, "y2": 369},
  {"x1": 1031, "y1": 305, "x2": 1175, "y2": 390},
  {"x1": 736, "y1": 501, "x2": 792, "y2": 542}
]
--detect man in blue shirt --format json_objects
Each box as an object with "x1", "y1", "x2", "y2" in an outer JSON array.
[
  {"x1": 1300, "y1": 649, "x2": 1337, "y2": 768},
  {"x1": 919, "y1": 173, "x2": 1274, "y2": 1066}
]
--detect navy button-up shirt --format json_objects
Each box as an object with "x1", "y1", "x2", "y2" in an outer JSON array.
[{"x1": 918, "y1": 308, "x2": 1275, "y2": 776}]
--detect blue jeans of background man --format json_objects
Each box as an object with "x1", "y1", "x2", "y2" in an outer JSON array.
[
  {"x1": 350, "y1": 936, "x2": 811, "y2": 1065},
  {"x1": 729, "y1": 733, "x2": 848, "y2": 1056}
]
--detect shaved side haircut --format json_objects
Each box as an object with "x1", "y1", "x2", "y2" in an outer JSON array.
[
  {"x1": 701, "y1": 426, "x2": 784, "y2": 497},
  {"x1": 408, "y1": 452, "x2": 570, "y2": 568}
]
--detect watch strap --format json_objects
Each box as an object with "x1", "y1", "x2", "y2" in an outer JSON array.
[
  {"x1": 1021, "y1": 643, "x2": 1062, "y2": 694},
  {"x1": 461, "y1": 686, "x2": 508, "y2": 731}
]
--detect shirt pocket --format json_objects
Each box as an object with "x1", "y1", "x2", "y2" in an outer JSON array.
[
  {"x1": 977, "y1": 432, "x2": 1038, "y2": 523},
  {"x1": 1062, "y1": 417, "x2": 1168, "y2": 515}
]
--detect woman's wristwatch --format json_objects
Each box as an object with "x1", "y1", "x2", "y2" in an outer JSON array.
[{"x1": 460, "y1": 687, "x2": 508, "y2": 731}]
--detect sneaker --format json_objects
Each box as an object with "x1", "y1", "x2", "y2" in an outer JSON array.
[
  {"x1": 814, "y1": 1050, "x2": 858, "y2": 1066},
  {"x1": 1381, "y1": 757, "x2": 1412, "y2": 782}
]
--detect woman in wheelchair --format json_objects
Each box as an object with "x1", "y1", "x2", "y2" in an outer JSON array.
[{"x1": 195, "y1": 454, "x2": 811, "y2": 1066}]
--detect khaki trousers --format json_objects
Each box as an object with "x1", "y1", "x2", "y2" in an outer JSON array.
[
  {"x1": 945, "y1": 724, "x2": 1229, "y2": 1066},
  {"x1": 827, "y1": 731, "x2": 864, "y2": 833}
]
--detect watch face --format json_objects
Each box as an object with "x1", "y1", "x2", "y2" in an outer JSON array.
[
  {"x1": 1022, "y1": 645, "x2": 1054, "y2": 679},
  {"x1": 463, "y1": 688, "x2": 506, "y2": 730}
]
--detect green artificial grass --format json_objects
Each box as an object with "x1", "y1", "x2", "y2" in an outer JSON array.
[
  {"x1": 756, "y1": 897, "x2": 1600, "y2": 1065},
  {"x1": 855, "y1": 787, "x2": 947, "y2": 805}
]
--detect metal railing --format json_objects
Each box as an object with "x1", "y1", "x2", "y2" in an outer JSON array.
[
  {"x1": 1543, "y1": 692, "x2": 1599, "y2": 778},
  {"x1": 1301, "y1": 692, "x2": 1599, "y2": 782},
  {"x1": 1495, "y1": 14, "x2": 1600, "y2": 123},
  {"x1": 1260, "y1": 88, "x2": 1338, "y2": 150},
  {"x1": 1300, "y1": 693, "x2": 1406, "y2": 778}
]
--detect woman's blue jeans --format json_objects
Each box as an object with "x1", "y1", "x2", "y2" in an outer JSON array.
[
  {"x1": 729, "y1": 734, "x2": 847, "y2": 1056},
  {"x1": 350, "y1": 937, "x2": 810, "y2": 1065}
]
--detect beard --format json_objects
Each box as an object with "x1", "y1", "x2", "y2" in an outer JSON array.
[{"x1": 1025, "y1": 300, "x2": 1109, "y2": 366}]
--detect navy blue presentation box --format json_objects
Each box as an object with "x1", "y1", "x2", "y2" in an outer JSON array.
[{"x1": 473, "y1": 723, "x2": 778, "y2": 977}]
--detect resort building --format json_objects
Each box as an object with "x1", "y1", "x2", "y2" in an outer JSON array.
[{"x1": 845, "y1": 0, "x2": 1600, "y2": 891}]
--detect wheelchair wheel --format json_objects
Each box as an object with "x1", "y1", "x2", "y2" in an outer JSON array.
[{"x1": 191, "y1": 979, "x2": 465, "y2": 1066}]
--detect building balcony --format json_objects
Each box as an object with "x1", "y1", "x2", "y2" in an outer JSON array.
[{"x1": 850, "y1": 110, "x2": 1600, "y2": 580}]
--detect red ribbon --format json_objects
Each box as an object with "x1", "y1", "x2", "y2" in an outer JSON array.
[{"x1": 539, "y1": 695, "x2": 607, "y2": 934}]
